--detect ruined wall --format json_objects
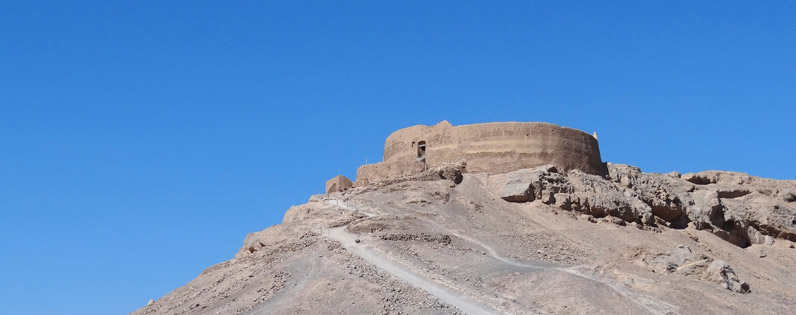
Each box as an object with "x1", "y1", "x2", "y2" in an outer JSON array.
[
  {"x1": 355, "y1": 121, "x2": 605, "y2": 186},
  {"x1": 326, "y1": 175, "x2": 353, "y2": 194}
]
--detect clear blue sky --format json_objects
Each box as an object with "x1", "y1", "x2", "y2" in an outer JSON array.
[{"x1": 1, "y1": 1, "x2": 794, "y2": 314}]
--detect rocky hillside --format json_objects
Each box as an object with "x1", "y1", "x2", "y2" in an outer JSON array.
[{"x1": 131, "y1": 163, "x2": 796, "y2": 315}]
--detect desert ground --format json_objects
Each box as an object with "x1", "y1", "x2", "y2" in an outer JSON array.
[{"x1": 132, "y1": 164, "x2": 796, "y2": 315}]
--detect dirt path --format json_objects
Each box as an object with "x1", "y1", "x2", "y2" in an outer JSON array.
[
  {"x1": 326, "y1": 197, "x2": 378, "y2": 217},
  {"x1": 326, "y1": 197, "x2": 677, "y2": 315},
  {"x1": 436, "y1": 225, "x2": 676, "y2": 315},
  {"x1": 327, "y1": 226, "x2": 502, "y2": 315}
]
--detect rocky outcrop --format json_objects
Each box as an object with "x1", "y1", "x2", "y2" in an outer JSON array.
[
  {"x1": 498, "y1": 165, "x2": 654, "y2": 224},
  {"x1": 498, "y1": 165, "x2": 569, "y2": 203},
  {"x1": 358, "y1": 161, "x2": 466, "y2": 189},
  {"x1": 557, "y1": 169, "x2": 653, "y2": 224},
  {"x1": 640, "y1": 245, "x2": 750, "y2": 293},
  {"x1": 606, "y1": 164, "x2": 693, "y2": 224},
  {"x1": 496, "y1": 163, "x2": 796, "y2": 247}
]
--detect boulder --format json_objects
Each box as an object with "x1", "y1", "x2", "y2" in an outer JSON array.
[
  {"x1": 782, "y1": 191, "x2": 796, "y2": 203},
  {"x1": 648, "y1": 245, "x2": 703, "y2": 273},
  {"x1": 499, "y1": 169, "x2": 536, "y2": 202},
  {"x1": 707, "y1": 260, "x2": 750, "y2": 293},
  {"x1": 499, "y1": 165, "x2": 565, "y2": 203},
  {"x1": 747, "y1": 225, "x2": 775, "y2": 245}
]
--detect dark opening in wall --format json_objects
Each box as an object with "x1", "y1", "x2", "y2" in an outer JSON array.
[{"x1": 417, "y1": 141, "x2": 426, "y2": 160}]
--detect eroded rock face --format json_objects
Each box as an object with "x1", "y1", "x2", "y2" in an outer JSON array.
[
  {"x1": 496, "y1": 163, "x2": 796, "y2": 247},
  {"x1": 558, "y1": 170, "x2": 653, "y2": 224},
  {"x1": 607, "y1": 164, "x2": 694, "y2": 224}
]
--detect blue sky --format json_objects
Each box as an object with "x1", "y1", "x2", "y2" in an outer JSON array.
[{"x1": 1, "y1": 1, "x2": 794, "y2": 314}]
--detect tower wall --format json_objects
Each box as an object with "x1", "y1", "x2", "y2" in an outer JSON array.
[{"x1": 355, "y1": 121, "x2": 605, "y2": 185}]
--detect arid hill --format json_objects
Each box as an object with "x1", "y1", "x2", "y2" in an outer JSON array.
[{"x1": 131, "y1": 122, "x2": 796, "y2": 315}]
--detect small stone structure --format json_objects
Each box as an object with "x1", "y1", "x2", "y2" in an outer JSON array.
[
  {"x1": 354, "y1": 121, "x2": 605, "y2": 186},
  {"x1": 326, "y1": 175, "x2": 353, "y2": 194}
]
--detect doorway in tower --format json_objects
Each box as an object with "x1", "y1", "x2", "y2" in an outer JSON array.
[{"x1": 417, "y1": 141, "x2": 426, "y2": 161}]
